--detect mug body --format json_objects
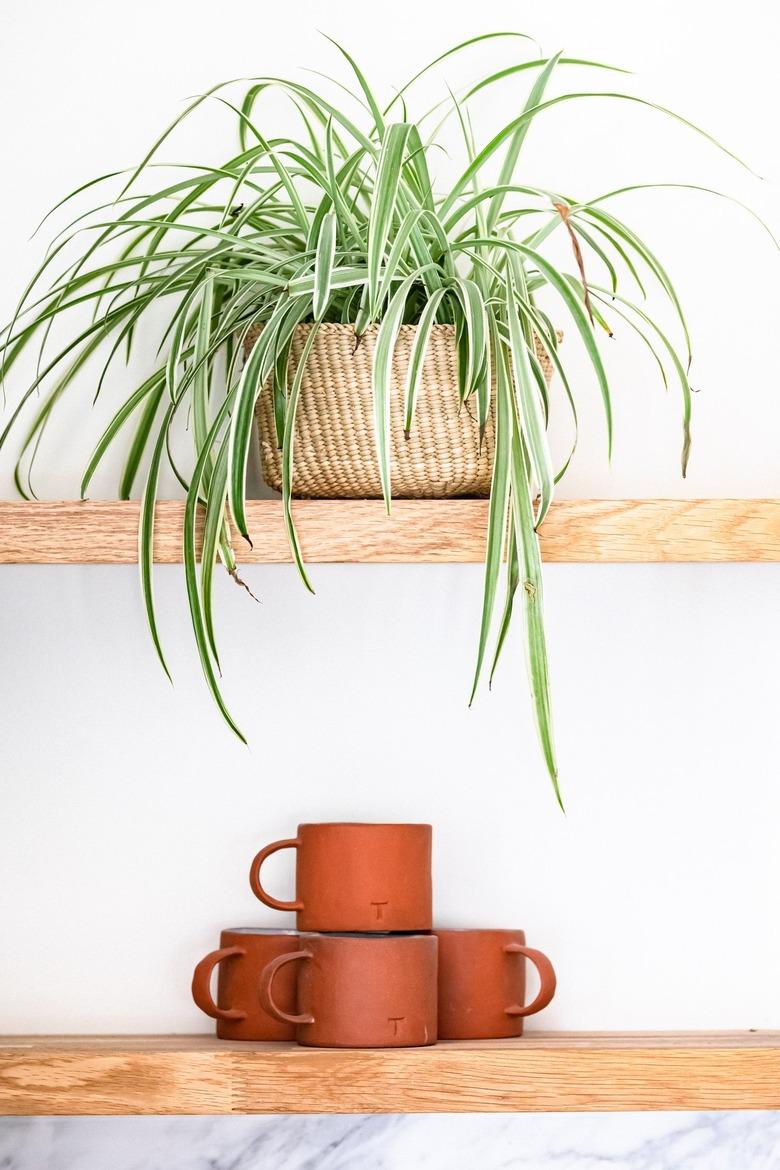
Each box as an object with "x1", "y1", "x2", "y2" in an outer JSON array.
[
  {"x1": 193, "y1": 928, "x2": 300, "y2": 1040},
  {"x1": 436, "y1": 928, "x2": 554, "y2": 1040},
  {"x1": 296, "y1": 822, "x2": 432, "y2": 932},
  {"x1": 296, "y1": 932, "x2": 438, "y2": 1048}
]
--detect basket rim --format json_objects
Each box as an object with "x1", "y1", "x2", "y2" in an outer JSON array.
[
  {"x1": 246, "y1": 320, "x2": 562, "y2": 353},
  {"x1": 281, "y1": 321, "x2": 457, "y2": 337},
  {"x1": 248, "y1": 321, "x2": 562, "y2": 341}
]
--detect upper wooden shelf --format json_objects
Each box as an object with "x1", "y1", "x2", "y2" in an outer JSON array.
[
  {"x1": 0, "y1": 1032, "x2": 777, "y2": 1114},
  {"x1": 0, "y1": 498, "x2": 779, "y2": 563}
]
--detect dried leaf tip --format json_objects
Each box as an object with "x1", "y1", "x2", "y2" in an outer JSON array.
[
  {"x1": 553, "y1": 201, "x2": 595, "y2": 326},
  {"x1": 229, "y1": 567, "x2": 260, "y2": 603}
]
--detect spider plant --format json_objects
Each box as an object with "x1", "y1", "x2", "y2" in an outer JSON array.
[{"x1": 0, "y1": 33, "x2": 770, "y2": 804}]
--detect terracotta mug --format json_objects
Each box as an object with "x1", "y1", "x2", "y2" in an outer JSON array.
[
  {"x1": 259, "y1": 931, "x2": 438, "y2": 1048},
  {"x1": 436, "y1": 928, "x2": 556, "y2": 1040},
  {"x1": 249, "y1": 822, "x2": 432, "y2": 932},
  {"x1": 192, "y1": 928, "x2": 300, "y2": 1040}
]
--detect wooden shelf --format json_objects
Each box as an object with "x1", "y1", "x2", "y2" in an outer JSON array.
[
  {"x1": 0, "y1": 498, "x2": 779, "y2": 563},
  {"x1": 1, "y1": 1032, "x2": 778, "y2": 1114}
]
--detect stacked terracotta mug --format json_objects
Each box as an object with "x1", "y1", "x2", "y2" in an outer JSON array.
[{"x1": 192, "y1": 822, "x2": 556, "y2": 1048}]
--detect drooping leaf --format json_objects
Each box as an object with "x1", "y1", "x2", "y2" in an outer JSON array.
[
  {"x1": 469, "y1": 315, "x2": 512, "y2": 705},
  {"x1": 281, "y1": 324, "x2": 321, "y2": 590},
  {"x1": 505, "y1": 257, "x2": 554, "y2": 526}
]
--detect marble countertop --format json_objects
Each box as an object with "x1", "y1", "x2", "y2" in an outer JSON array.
[{"x1": 2, "y1": 1112, "x2": 780, "y2": 1170}]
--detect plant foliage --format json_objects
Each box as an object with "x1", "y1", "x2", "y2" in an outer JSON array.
[{"x1": 1, "y1": 33, "x2": 771, "y2": 803}]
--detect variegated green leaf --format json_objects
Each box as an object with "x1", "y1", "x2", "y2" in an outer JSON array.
[
  {"x1": 469, "y1": 314, "x2": 511, "y2": 705},
  {"x1": 367, "y1": 123, "x2": 412, "y2": 320},
  {"x1": 282, "y1": 324, "x2": 321, "y2": 590},
  {"x1": 372, "y1": 269, "x2": 430, "y2": 509},
  {"x1": 403, "y1": 287, "x2": 446, "y2": 436},
  {"x1": 313, "y1": 210, "x2": 338, "y2": 320},
  {"x1": 505, "y1": 257, "x2": 554, "y2": 526}
]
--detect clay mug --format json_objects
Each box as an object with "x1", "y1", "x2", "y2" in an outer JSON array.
[
  {"x1": 192, "y1": 928, "x2": 300, "y2": 1040},
  {"x1": 436, "y1": 928, "x2": 556, "y2": 1040},
  {"x1": 259, "y1": 931, "x2": 438, "y2": 1048},
  {"x1": 249, "y1": 822, "x2": 432, "y2": 932}
]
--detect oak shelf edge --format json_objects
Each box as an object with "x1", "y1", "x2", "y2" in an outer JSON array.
[
  {"x1": 1, "y1": 1031, "x2": 779, "y2": 1114},
  {"x1": 1, "y1": 498, "x2": 779, "y2": 564}
]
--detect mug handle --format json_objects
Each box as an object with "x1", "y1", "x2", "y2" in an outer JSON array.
[
  {"x1": 249, "y1": 838, "x2": 303, "y2": 911},
  {"x1": 191, "y1": 946, "x2": 246, "y2": 1021},
  {"x1": 503, "y1": 943, "x2": 557, "y2": 1018},
  {"x1": 258, "y1": 949, "x2": 314, "y2": 1025}
]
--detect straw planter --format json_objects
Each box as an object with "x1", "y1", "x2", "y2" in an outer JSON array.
[{"x1": 249, "y1": 322, "x2": 554, "y2": 499}]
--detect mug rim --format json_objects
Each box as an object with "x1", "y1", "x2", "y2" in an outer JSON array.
[
  {"x1": 297, "y1": 821, "x2": 432, "y2": 830},
  {"x1": 434, "y1": 927, "x2": 526, "y2": 936},
  {"x1": 299, "y1": 930, "x2": 435, "y2": 941},
  {"x1": 222, "y1": 927, "x2": 300, "y2": 936}
]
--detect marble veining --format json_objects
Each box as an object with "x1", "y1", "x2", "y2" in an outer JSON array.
[{"x1": 1, "y1": 1112, "x2": 779, "y2": 1169}]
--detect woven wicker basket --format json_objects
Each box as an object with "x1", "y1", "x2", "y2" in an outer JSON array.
[{"x1": 248, "y1": 322, "x2": 554, "y2": 499}]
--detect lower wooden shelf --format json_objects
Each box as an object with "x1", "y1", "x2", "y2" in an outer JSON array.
[{"x1": 1, "y1": 1032, "x2": 778, "y2": 1114}]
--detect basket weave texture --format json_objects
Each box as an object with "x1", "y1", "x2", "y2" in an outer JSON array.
[{"x1": 249, "y1": 322, "x2": 554, "y2": 499}]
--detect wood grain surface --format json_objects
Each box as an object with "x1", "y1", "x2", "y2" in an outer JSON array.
[
  {"x1": 1, "y1": 1032, "x2": 778, "y2": 1114},
  {"x1": 1, "y1": 499, "x2": 779, "y2": 563}
]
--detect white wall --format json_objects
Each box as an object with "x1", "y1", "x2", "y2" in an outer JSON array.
[{"x1": 1, "y1": 0, "x2": 779, "y2": 1033}]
